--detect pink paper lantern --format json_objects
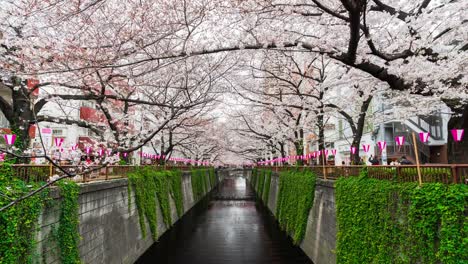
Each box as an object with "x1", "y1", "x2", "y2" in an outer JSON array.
[
  {"x1": 350, "y1": 146, "x2": 356, "y2": 154},
  {"x1": 54, "y1": 138, "x2": 64, "y2": 147},
  {"x1": 107, "y1": 149, "x2": 112, "y2": 156},
  {"x1": 86, "y1": 147, "x2": 91, "y2": 154},
  {"x1": 395, "y1": 136, "x2": 405, "y2": 146},
  {"x1": 419, "y1": 132, "x2": 430, "y2": 143},
  {"x1": 4, "y1": 134, "x2": 16, "y2": 145},
  {"x1": 451, "y1": 129, "x2": 465, "y2": 142},
  {"x1": 0, "y1": 153, "x2": 5, "y2": 161},
  {"x1": 316, "y1": 150, "x2": 321, "y2": 157},
  {"x1": 323, "y1": 149, "x2": 329, "y2": 157},
  {"x1": 362, "y1": 144, "x2": 370, "y2": 153},
  {"x1": 123, "y1": 153, "x2": 128, "y2": 157},
  {"x1": 331, "y1": 149, "x2": 337, "y2": 156},
  {"x1": 98, "y1": 149, "x2": 104, "y2": 157},
  {"x1": 71, "y1": 144, "x2": 78, "y2": 151},
  {"x1": 377, "y1": 141, "x2": 387, "y2": 151}
]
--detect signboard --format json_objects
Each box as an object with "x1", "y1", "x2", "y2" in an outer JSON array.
[{"x1": 41, "y1": 128, "x2": 53, "y2": 148}]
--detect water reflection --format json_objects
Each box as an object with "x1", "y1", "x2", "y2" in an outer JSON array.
[{"x1": 136, "y1": 175, "x2": 312, "y2": 264}]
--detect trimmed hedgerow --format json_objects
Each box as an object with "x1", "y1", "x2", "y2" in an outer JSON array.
[
  {"x1": 276, "y1": 169, "x2": 316, "y2": 244},
  {"x1": 335, "y1": 176, "x2": 468, "y2": 263}
]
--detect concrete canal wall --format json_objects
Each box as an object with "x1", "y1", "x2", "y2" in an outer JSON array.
[
  {"x1": 36, "y1": 171, "x2": 218, "y2": 264},
  {"x1": 249, "y1": 171, "x2": 337, "y2": 264}
]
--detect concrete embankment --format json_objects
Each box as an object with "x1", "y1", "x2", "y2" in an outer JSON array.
[
  {"x1": 249, "y1": 170, "x2": 337, "y2": 264},
  {"x1": 37, "y1": 170, "x2": 218, "y2": 263}
]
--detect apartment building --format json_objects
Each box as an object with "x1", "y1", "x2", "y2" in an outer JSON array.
[{"x1": 306, "y1": 96, "x2": 451, "y2": 165}]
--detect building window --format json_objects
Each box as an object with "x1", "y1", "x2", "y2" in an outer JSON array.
[
  {"x1": 52, "y1": 129, "x2": 63, "y2": 136},
  {"x1": 0, "y1": 112, "x2": 9, "y2": 128},
  {"x1": 81, "y1": 101, "x2": 95, "y2": 108}
]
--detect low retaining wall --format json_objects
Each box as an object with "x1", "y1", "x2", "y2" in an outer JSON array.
[
  {"x1": 37, "y1": 171, "x2": 217, "y2": 264},
  {"x1": 250, "y1": 172, "x2": 337, "y2": 264}
]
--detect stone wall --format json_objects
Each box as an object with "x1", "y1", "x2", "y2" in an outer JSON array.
[
  {"x1": 251, "y1": 171, "x2": 337, "y2": 264},
  {"x1": 36, "y1": 170, "x2": 217, "y2": 264}
]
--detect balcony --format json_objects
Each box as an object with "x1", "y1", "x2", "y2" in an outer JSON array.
[{"x1": 80, "y1": 106, "x2": 104, "y2": 123}]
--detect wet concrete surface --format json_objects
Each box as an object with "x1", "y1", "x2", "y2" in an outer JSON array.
[{"x1": 136, "y1": 175, "x2": 313, "y2": 264}]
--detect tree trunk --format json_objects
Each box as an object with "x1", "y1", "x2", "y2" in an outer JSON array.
[
  {"x1": 349, "y1": 96, "x2": 372, "y2": 164},
  {"x1": 317, "y1": 111, "x2": 325, "y2": 165},
  {"x1": 10, "y1": 87, "x2": 35, "y2": 163},
  {"x1": 293, "y1": 129, "x2": 304, "y2": 166}
]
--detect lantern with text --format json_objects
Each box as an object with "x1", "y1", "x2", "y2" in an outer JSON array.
[
  {"x1": 419, "y1": 132, "x2": 430, "y2": 143},
  {"x1": 362, "y1": 144, "x2": 370, "y2": 153},
  {"x1": 3, "y1": 134, "x2": 16, "y2": 146},
  {"x1": 377, "y1": 141, "x2": 387, "y2": 152},
  {"x1": 54, "y1": 138, "x2": 64, "y2": 148},
  {"x1": 395, "y1": 136, "x2": 405, "y2": 146},
  {"x1": 451, "y1": 129, "x2": 465, "y2": 142}
]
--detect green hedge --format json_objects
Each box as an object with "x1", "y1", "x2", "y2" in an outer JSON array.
[
  {"x1": 0, "y1": 163, "x2": 49, "y2": 263},
  {"x1": 0, "y1": 163, "x2": 82, "y2": 263},
  {"x1": 367, "y1": 166, "x2": 453, "y2": 182},
  {"x1": 276, "y1": 169, "x2": 316, "y2": 244},
  {"x1": 128, "y1": 167, "x2": 185, "y2": 240},
  {"x1": 336, "y1": 176, "x2": 468, "y2": 263}
]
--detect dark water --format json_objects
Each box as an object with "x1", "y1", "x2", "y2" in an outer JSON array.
[{"x1": 136, "y1": 175, "x2": 313, "y2": 264}]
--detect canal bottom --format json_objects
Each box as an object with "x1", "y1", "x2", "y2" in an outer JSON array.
[{"x1": 136, "y1": 176, "x2": 313, "y2": 264}]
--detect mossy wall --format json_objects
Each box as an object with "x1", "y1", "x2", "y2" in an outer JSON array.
[
  {"x1": 276, "y1": 169, "x2": 316, "y2": 244},
  {"x1": 336, "y1": 177, "x2": 468, "y2": 264},
  {"x1": 128, "y1": 167, "x2": 186, "y2": 240},
  {"x1": 250, "y1": 168, "x2": 316, "y2": 245}
]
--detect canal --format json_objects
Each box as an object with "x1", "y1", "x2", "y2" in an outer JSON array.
[{"x1": 136, "y1": 174, "x2": 313, "y2": 264}]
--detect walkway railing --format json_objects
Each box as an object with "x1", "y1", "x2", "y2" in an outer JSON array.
[
  {"x1": 265, "y1": 165, "x2": 468, "y2": 184},
  {"x1": 9, "y1": 164, "x2": 200, "y2": 183}
]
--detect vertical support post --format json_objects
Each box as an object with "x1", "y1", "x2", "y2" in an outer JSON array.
[
  {"x1": 105, "y1": 166, "x2": 109, "y2": 181},
  {"x1": 83, "y1": 171, "x2": 87, "y2": 183},
  {"x1": 322, "y1": 150, "x2": 327, "y2": 180},
  {"x1": 412, "y1": 132, "x2": 423, "y2": 186},
  {"x1": 49, "y1": 163, "x2": 53, "y2": 177},
  {"x1": 451, "y1": 165, "x2": 458, "y2": 184},
  {"x1": 396, "y1": 165, "x2": 401, "y2": 182}
]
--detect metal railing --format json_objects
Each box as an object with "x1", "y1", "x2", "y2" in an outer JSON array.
[
  {"x1": 8, "y1": 164, "x2": 203, "y2": 183},
  {"x1": 265, "y1": 164, "x2": 468, "y2": 184}
]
